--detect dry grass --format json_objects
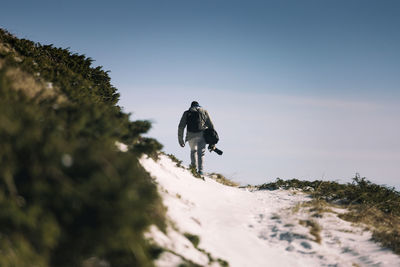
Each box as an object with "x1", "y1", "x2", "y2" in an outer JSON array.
[
  {"x1": 299, "y1": 219, "x2": 322, "y2": 243},
  {"x1": 340, "y1": 206, "x2": 400, "y2": 254},
  {"x1": 209, "y1": 173, "x2": 239, "y2": 187},
  {"x1": 6, "y1": 67, "x2": 46, "y2": 96},
  {"x1": 4, "y1": 67, "x2": 67, "y2": 103},
  {"x1": 300, "y1": 199, "x2": 337, "y2": 217},
  {"x1": 292, "y1": 199, "x2": 334, "y2": 244},
  {"x1": 295, "y1": 199, "x2": 400, "y2": 252},
  {"x1": 0, "y1": 40, "x2": 66, "y2": 103}
]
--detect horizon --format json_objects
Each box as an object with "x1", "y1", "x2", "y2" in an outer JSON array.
[{"x1": 1, "y1": 0, "x2": 399, "y2": 188}]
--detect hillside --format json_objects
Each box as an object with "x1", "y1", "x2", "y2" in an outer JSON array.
[
  {"x1": 2, "y1": 28, "x2": 400, "y2": 267},
  {"x1": 141, "y1": 154, "x2": 400, "y2": 267}
]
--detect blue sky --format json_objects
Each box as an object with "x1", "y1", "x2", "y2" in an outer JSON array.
[{"x1": 2, "y1": 1, "x2": 399, "y2": 187}]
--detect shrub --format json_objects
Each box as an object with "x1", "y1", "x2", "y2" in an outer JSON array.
[{"x1": 0, "y1": 28, "x2": 164, "y2": 266}]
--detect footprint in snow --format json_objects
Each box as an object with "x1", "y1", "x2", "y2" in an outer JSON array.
[{"x1": 300, "y1": 241, "x2": 312, "y2": 250}]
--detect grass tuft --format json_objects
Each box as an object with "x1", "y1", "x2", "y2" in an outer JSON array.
[
  {"x1": 210, "y1": 173, "x2": 239, "y2": 187},
  {"x1": 184, "y1": 233, "x2": 200, "y2": 248},
  {"x1": 189, "y1": 166, "x2": 203, "y2": 179},
  {"x1": 299, "y1": 219, "x2": 322, "y2": 243},
  {"x1": 182, "y1": 232, "x2": 229, "y2": 266},
  {"x1": 166, "y1": 153, "x2": 184, "y2": 168}
]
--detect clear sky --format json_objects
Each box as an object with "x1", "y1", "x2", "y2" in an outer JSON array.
[{"x1": 2, "y1": 0, "x2": 399, "y2": 187}]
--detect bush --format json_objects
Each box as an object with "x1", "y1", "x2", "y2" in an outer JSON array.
[{"x1": 0, "y1": 28, "x2": 164, "y2": 266}]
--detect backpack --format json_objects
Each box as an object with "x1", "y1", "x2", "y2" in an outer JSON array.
[
  {"x1": 203, "y1": 128, "x2": 219, "y2": 145},
  {"x1": 186, "y1": 110, "x2": 202, "y2": 132}
]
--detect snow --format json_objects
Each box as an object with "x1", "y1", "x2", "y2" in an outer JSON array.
[
  {"x1": 141, "y1": 154, "x2": 400, "y2": 267},
  {"x1": 115, "y1": 141, "x2": 128, "y2": 152}
]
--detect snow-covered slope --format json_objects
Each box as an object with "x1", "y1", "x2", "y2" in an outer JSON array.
[{"x1": 141, "y1": 154, "x2": 400, "y2": 267}]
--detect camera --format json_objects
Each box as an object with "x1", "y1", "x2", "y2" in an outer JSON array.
[{"x1": 208, "y1": 144, "x2": 223, "y2": 155}]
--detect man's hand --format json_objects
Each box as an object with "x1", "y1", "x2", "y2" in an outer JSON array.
[{"x1": 208, "y1": 144, "x2": 215, "y2": 152}]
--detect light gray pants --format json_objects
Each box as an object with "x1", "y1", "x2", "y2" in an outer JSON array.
[{"x1": 188, "y1": 135, "x2": 206, "y2": 172}]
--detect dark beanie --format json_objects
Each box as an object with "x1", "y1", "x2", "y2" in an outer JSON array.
[{"x1": 191, "y1": 101, "x2": 199, "y2": 107}]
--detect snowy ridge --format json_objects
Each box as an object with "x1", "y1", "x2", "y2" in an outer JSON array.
[{"x1": 141, "y1": 154, "x2": 400, "y2": 267}]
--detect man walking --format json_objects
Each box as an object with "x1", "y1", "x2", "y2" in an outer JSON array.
[{"x1": 178, "y1": 101, "x2": 214, "y2": 175}]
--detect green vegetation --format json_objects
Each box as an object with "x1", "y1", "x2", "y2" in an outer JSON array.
[
  {"x1": 184, "y1": 233, "x2": 201, "y2": 248},
  {"x1": 0, "y1": 28, "x2": 164, "y2": 266},
  {"x1": 189, "y1": 166, "x2": 203, "y2": 179},
  {"x1": 258, "y1": 174, "x2": 400, "y2": 254},
  {"x1": 166, "y1": 153, "x2": 184, "y2": 168},
  {"x1": 183, "y1": 233, "x2": 229, "y2": 267}
]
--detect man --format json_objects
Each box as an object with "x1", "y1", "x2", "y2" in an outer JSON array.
[{"x1": 178, "y1": 101, "x2": 214, "y2": 175}]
